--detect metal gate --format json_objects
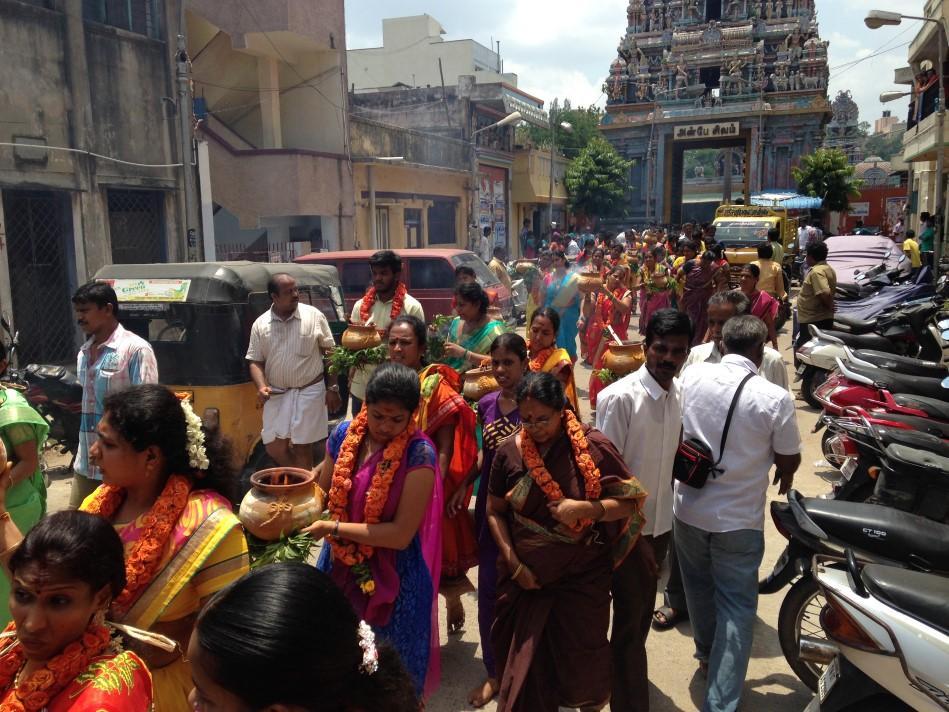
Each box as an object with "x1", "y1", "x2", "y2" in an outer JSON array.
[
  {"x1": 2, "y1": 190, "x2": 76, "y2": 365},
  {"x1": 108, "y1": 189, "x2": 165, "y2": 264}
]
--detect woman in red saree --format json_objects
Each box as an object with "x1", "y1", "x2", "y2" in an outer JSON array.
[
  {"x1": 578, "y1": 249, "x2": 610, "y2": 363},
  {"x1": 739, "y1": 264, "x2": 781, "y2": 350},
  {"x1": 81, "y1": 386, "x2": 248, "y2": 712},
  {"x1": 387, "y1": 315, "x2": 478, "y2": 635},
  {"x1": 0, "y1": 507, "x2": 153, "y2": 711},
  {"x1": 586, "y1": 266, "x2": 635, "y2": 410},
  {"x1": 678, "y1": 251, "x2": 717, "y2": 346},
  {"x1": 526, "y1": 309, "x2": 578, "y2": 412},
  {"x1": 487, "y1": 372, "x2": 646, "y2": 712},
  {"x1": 638, "y1": 247, "x2": 673, "y2": 334}
]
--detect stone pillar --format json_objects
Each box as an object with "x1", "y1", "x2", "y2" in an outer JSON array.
[{"x1": 257, "y1": 56, "x2": 283, "y2": 149}]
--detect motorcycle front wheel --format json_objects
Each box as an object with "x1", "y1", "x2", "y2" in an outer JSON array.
[{"x1": 778, "y1": 575, "x2": 826, "y2": 692}]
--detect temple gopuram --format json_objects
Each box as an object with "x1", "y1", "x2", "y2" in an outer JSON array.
[{"x1": 602, "y1": 0, "x2": 832, "y2": 224}]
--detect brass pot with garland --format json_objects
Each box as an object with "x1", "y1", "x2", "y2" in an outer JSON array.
[
  {"x1": 341, "y1": 324, "x2": 382, "y2": 351},
  {"x1": 577, "y1": 273, "x2": 604, "y2": 294},
  {"x1": 239, "y1": 468, "x2": 324, "y2": 541},
  {"x1": 602, "y1": 340, "x2": 646, "y2": 377},
  {"x1": 463, "y1": 365, "x2": 500, "y2": 401}
]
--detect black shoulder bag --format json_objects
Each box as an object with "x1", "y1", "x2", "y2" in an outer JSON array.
[{"x1": 673, "y1": 372, "x2": 755, "y2": 489}]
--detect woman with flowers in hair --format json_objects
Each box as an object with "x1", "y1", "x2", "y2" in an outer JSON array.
[
  {"x1": 80, "y1": 384, "x2": 248, "y2": 712},
  {"x1": 486, "y1": 372, "x2": 646, "y2": 712},
  {"x1": 305, "y1": 362, "x2": 443, "y2": 699}
]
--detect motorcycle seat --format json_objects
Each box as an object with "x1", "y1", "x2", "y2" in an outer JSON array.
[
  {"x1": 822, "y1": 330, "x2": 899, "y2": 353},
  {"x1": 799, "y1": 496, "x2": 949, "y2": 572},
  {"x1": 871, "y1": 412, "x2": 949, "y2": 439},
  {"x1": 892, "y1": 394, "x2": 949, "y2": 421},
  {"x1": 861, "y1": 564, "x2": 949, "y2": 637},
  {"x1": 834, "y1": 315, "x2": 878, "y2": 334},
  {"x1": 24, "y1": 364, "x2": 79, "y2": 385},
  {"x1": 876, "y1": 427, "x2": 949, "y2": 458},
  {"x1": 853, "y1": 351, "x2": 949, "y2": 379},
  {"x1": 884, "y1": 443, "x2": 949, "y2": 474},
  {"x1": 845, "y1": 362, "x2": 949, "y2": 401}
]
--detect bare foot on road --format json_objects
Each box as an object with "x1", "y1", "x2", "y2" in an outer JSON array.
[{"x1": 468, "y1": 677, "x2": 498, "y2": 708}]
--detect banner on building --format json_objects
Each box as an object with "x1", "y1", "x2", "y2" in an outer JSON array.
[{"x1": 849, "y1": 202, "x2": 870, "y2": 217}]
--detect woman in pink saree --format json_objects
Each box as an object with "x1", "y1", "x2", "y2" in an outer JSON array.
[
  {"x1": 307, "y1": 362, "x2": 443, "y2": 700},
  {"x1": 740, "y1": 263, "x2": 781, "y2": 350}
]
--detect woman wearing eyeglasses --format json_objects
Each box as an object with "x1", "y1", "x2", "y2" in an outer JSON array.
[{"x1": 486, "y1": 372, "x2": 646, "y2": 712}]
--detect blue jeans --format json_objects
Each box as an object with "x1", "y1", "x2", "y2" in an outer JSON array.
[{"x1": 674, "y1": 517, "x2": 765, "y2": 712}]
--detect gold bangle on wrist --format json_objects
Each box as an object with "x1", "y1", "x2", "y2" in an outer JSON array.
[{"x1": 512, "y1": 563, "x2": 525, "y2": 579}]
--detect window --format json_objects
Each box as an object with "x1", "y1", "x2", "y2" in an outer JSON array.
[
  {"x1": 375, "y1": 207, "x2": 389, "y2": 249},
  {"x1": 427, "y1": 202, "x2": 457, "y2": 245},
  {"x1": 408, "y1": 258, "x2": 455, "y2": 290},
  {"x1": 340, "y1": 262, "x2": 372, "y2": 297},
  {"x1": 452, "y1": 253, "x2": 502, "y2": 287},
  {"x1": 83, "y1": 0, "x2": 162, "y2": 39},
  {"x1": 108, "y1": 189, "x2": 165, "y2": 264}
]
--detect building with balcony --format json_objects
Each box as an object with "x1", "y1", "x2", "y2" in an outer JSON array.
[
  {"x1": 0, "y1": 0, "x2": 187, "y2": 364},
  {"x1": 349, "y1": 77, "x2": 547, "y2": 254},
  {"x1": 512, "y1": 146, "x2": 570, "y2": 246},
  {"x1": 187, "y1": 0, "x2": 354, "y2": 260},
  {"x1": 896, "y1": 0, "x2": 949, "y2": 233},
  {"x1": 348, "y1": 15, "x2": 517, "y2": 92}
]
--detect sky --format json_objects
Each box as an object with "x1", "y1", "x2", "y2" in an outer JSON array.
[{"x1": 344, "y1": 0, "x2": 928, "y2": 130}]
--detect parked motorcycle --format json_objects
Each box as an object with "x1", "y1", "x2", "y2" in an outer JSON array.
[
  {"x1": 833, "y1": 266, "x2": 936, "y2": 321},
  {"x1": 804, "y1": 553, "x2": 949, "y2": 711},
  {"x1": 796, "y1": 305, "x2": 949, "y2": 408},
  {"x1": 761, "y1": 490, "x2": 949, "y2": 692}
]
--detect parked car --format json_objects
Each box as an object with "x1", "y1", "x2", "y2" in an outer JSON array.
[{"x1": 295, "y1": 249, "x2": 513, "y2": 321}]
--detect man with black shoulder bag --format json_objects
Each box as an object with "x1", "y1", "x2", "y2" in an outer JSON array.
[{"x1": 673, "y1": 315, "x2": 801, "y2": 712}]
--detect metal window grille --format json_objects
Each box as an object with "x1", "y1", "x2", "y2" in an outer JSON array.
[
  {"x1": 427, "y1": 202, "x2": 457, "y2": 245},
  {"x1": 83, "y1": 0, "x2": 162, "y2": 39},
  {"x1": 2, "y1": 190, "x2": 77, "y2": 365},
  {"x1": 107, "y1": 189, "x2": 166, "y2": 264}
]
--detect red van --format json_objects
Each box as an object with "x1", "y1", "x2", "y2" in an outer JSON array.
[{"x1": 295, "y1": 249, "x2": 512, "y2": 321}]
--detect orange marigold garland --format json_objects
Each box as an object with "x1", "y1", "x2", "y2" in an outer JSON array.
[
  {"x1": 359, "y1": 282, "x2": 407, "y2": 325},
  {"x1": 326, "y1": 407, "x2": 417, "y2": 595},
  {"x1": 82, "y1": 474, "x2": 192, "y2": 617},
  {"x1": 520, "y1": 410, "x2": 602, "y2": 531},
  {"x1": 0, "y1": 620, "x2": 112, "y2": 711},
  {"x1": 527, "y1": 343, "x2": 555, "y2": 373}
]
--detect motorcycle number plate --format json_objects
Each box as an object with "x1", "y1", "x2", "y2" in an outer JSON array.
[
  {"x1": 796, "y1": 363, "x2": 808, "y2": 376},
  {"x1": 840, "y1": 458, "x2": 857, "y2": 482},
  {"x1": 818, "y1": 655, "x2": 841, "y2": 702}
]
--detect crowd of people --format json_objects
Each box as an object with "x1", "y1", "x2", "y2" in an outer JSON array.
[{"x1": 0, "y1": 228, "x2": 837, "y2": 711}]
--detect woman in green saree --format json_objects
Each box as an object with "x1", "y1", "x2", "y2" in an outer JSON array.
[
  {"x1": 0, "y1": 341, "x2": 49, "y2": 625},
  {"x1": 442, "y1": 282, "x2": 506, "y2": 375}
]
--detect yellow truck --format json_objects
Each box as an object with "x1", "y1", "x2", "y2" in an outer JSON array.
[{"x1": 711, "y1": 204, "x2": 799, "y2": 285}]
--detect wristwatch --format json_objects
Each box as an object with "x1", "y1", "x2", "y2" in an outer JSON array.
[{"x1": 327, "y1": 384, "x2": 340, "y2": 393}]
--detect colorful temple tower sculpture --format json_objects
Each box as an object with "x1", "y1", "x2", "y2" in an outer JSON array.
[{"x1": 823, "y1": 90, "x2": 865, "y2": 165}]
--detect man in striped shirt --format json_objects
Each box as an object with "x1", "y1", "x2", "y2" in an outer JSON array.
[
  {"x1": 72, "y1": 281, "x2": 158, "y2": 507},
  {"x1": 246, "y1": 273, "x2": 339, "y2": 469}
]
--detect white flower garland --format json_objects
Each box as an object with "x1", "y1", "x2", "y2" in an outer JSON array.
[
  {"x1": 180, "y1": 400, "x2": 210, "y2": 471},
  {"x1": 356, "y1": 620, "x2": 379, "y2": 675}
]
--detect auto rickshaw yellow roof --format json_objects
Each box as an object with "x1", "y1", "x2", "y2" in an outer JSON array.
[{"x1": 93, "y1": 261, "x2": 340, "y2": 303}]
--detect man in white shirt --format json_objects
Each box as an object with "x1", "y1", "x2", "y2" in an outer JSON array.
[
  {"x1": 674, "y1": 316, "x2": 802, "y2": 712},
  {"x1": 597, "y1": 308, "x2": 693, "y2": 712},
  {"x1": 350, "y1": 251, "x2": 425, "y2": 414},
  {"x1": 684, "y1": 291, "x2": 789, "y2": 390},
  {"x1": 565, "y1": 234, "x2": 581, "y2": 257},
  {"x1": 247, "y1": 273, "x2": 340, "y2": 469},
  {"x1": 479, "y1": 226, "x2": 493, "y2": 263}
]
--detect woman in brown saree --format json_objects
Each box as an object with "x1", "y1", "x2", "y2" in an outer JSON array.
[{"x1": 486, "y1": 372, "x2": 647, "y2": 712}]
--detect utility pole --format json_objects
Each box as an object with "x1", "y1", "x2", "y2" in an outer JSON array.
[{"x1": 176, "y1": 31, "x2": 200, "y2": 261}]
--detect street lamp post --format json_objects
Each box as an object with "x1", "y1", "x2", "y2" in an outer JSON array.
[
  {"x1": 468, "y1": 111, "x2": 522, "y2": 253},
  {"x1": 547, "y1": 115, "x2": 573, "y2": 231},
  {"x1": 866, "y1": 9, "x2": 947, "y2": 278}
]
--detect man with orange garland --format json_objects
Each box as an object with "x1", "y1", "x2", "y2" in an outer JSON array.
[{"x1": 349, "y1": 250, "x2": 424, "y2": 414}]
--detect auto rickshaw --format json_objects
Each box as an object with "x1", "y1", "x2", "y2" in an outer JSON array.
[{"x1": 93, "y1": 261, "x2": 347, "y2": 483}]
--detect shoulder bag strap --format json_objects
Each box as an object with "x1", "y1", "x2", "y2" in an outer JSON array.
[{"x1": 714, "y1": 372, "x2": 756, "y2": 467}]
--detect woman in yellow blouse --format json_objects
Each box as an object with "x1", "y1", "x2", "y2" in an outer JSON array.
[{"x1": 81, "y1": 384, "x2": 248, "y2": 712}]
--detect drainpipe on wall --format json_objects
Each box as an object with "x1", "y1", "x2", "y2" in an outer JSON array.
[{"x1": 176, "y1": 24, "x2": 200, "y2": 260}]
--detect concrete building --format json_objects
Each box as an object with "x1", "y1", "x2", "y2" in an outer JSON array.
[
  {"x1": 0, "y1": 0, "x2": 188, "y2": 365},
  {"x1": 875, "y1": 110, "x2": 902, "y2": 135},
  {"x1": 350, "y1": 78, "x2": 547, "y2": 254},
  {"x1": 348, "y1": 15, "x2": 517, "y2": 92},
  {"x1": 187, "y1": 0, "x2": 354, "y2": 260},
  {"x1": 512, "y1": 146, "x2": 570, "y2": 242},
  {"x1": 892, "y1": 0, "x2": 949, "y2": 239}
]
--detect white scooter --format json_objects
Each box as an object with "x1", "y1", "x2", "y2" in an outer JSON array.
[{"x1": 803, "y1": 552, "x2": 949, "y2": 711}]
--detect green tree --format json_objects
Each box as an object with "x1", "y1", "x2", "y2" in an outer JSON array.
[
  {"x1": 517, "y1": 101, "x2": 604, "y2": 159},
  {"x1": 565, "y1": 137, "x2": 632, "y2": 219},
  {"x1": 792, "y1": 148, "x2": 863, "y2": 213},
  {"x1": 863, "y1": 129, "x2": 906, "y2": 162}
]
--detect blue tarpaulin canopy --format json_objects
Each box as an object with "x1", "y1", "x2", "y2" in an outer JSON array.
[{"x1": 750, "y1": 191, "x2": 823, "y2": 210}]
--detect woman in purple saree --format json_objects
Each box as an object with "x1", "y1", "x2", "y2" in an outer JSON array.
[
  {"x1": 308, "y1": 363, "x2": 443, "y2": 699},
  {"x1": 679, "y1": 251, "x2": 717, "y2": 345}
]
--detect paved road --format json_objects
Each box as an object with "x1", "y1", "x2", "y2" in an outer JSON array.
[{"x1": 43, "y1": 319, "x2": 826, "y2": 712}]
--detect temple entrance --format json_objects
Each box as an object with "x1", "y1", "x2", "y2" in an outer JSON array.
[{"x1": 665, "y1": 131, "x2": 751, "y2": 225}]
